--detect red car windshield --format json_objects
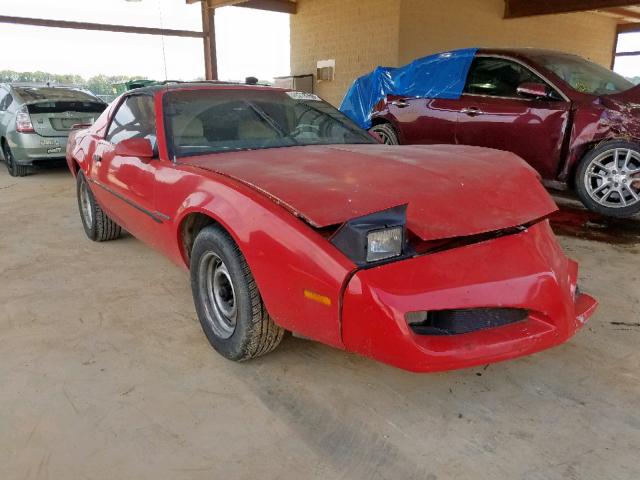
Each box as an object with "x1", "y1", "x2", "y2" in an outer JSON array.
[
  {"x1": 163, "y1": 89, "x2": 375, "y2": 158},
  {"x1": 529, "y1": 52, "x2": 634, "y2": 96}
]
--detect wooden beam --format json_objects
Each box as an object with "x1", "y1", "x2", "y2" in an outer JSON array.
[
  {"x1": 207, "y1": 0, "x2": 248, "y2": 7},
  {"x1": 0, "y1": 14, "x2": 204, "y2": 37},
  {"x1": 236, "y1": 0, "x2": 297, "y2": 14},
  {"x1": 607, "y1": 6, "x2": 640, "y2": 20},
  {"x1": 504, "y1": 0, "x2": 640, "y2": 18},
  {"x1": 617, "y1": 21, "x2": 640, "y2": 32},
  {"x1": 187, "y1": 0, "x2": 296, "y2": 13},
  {"x1": 201, "y1": 3, "x2": 218, "y2": 80}
]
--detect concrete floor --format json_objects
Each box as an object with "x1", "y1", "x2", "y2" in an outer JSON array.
[{"x1": 1, "y1": 165, "x2": 639, "y2": 480}]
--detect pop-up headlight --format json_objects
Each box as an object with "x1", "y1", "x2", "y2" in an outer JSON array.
[
  {"x1": 366, "y1": 226, "x2": 403, "y2": 262},
  {"x1": 330, "y1": 205, "x2": 407, "y2": 266}
]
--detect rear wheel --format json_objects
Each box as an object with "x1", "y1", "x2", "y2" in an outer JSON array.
[
  {"x1": 76, "y1": 171, "x2": 122, "y2": 241},
  {"x1": 190, "y1": 225, "x2": 285, "y2": 361},
  {"x1": 369, "y1": 123, "x2": 399, "y2": 145},
  {"x1": 575, "y1": 140, "x2": 640, "y2": 218},
  {"x1": 2, "y1": 143, "x2": 29, "y2": 177}
]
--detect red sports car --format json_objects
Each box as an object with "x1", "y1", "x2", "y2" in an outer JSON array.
[
  {"x1": 66, "y1": 83, "x2": 597, "y2": 372},
  {"x1": 368, "y1": 49, "x2": 640, "y2": 218}
]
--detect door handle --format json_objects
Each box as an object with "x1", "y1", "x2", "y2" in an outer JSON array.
[
  {"x1": 391, "y1": 99, "x2": 410, "y2": 108},
  {"x1": 93, "y1": 154, "x2": 102, "y2": 163},
  {"x1": 461, "y1": 107, "x2": 483, "y2": 117}
]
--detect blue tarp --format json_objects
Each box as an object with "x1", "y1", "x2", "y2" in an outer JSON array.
[{"x1": 339, "y1": 48, "x2": 478, "y2": 130}]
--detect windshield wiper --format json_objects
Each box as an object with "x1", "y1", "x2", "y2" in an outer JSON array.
[
  {"x1": 245, "y1": 102, "x2": 298, "y2": 144},
  {"x1": 295, "y1": 103, "x2": 373, "y2": 140}
]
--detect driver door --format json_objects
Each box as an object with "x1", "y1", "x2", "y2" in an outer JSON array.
[
  {"x1": 91, "y1": 94, "x2": 162, "y2": 248},
  {"x1": 455, "y1": 56, "x2": 571, "y2": 180}
]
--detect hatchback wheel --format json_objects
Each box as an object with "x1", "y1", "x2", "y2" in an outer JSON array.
[
  {"x1": 576, "y1": 140, "x2": 640, "y2": 218},
  {"x1": 2, "y1": 143, "x2": 29, "y2": 177},
  {"x1": 76, "y1": 171, "x2": 122, "y2": 241},
  {"x1": 190, "y1": 225, "x2": 285, "y2": 361},
  {"x1": 369, "y1": 123, "x2": 399, "y2": 145}
]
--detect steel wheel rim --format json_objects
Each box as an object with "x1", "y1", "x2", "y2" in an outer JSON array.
[
  {"x1": 199, "y1": 252, "x2": 237, "y2": 339},
  {"x1": 584, "y1": 148, "x2": 640, "y2": 209},
  {"x1": 79, "y1": 181, "x2": 93, "y2": 228},
  {"x1": 4, "y1": 146, "x2": 13, "y2": 171}
]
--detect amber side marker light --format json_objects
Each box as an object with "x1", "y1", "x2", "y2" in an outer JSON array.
[{"x1": 303, "y1": 289, "x2": 332, "y2": 306}]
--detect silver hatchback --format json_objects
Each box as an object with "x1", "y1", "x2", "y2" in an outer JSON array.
[{"x1": 0, "y1": 84, "x2": 107, "y2": 177}]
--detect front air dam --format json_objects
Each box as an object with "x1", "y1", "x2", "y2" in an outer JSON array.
[{"x1": 340, "y1": 221, "x2": 597, "y2": 372}]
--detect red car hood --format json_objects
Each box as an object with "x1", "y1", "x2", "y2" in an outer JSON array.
[{"x1": 180, "y1": 144, "x2": 557, "y2": 241}]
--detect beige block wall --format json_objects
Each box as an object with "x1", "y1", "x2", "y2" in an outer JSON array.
[
  {"x1": 399, "y1": 0, "x2": 617, "y2": 67},
  {"x1": 290, "y1": 0, "x2": 619, "y2": 107},
  {"x1": 290, "y1": 0, "x2": 401, "y2": 106}
]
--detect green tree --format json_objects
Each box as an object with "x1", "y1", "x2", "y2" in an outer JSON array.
[{"x1": 0, "y1": 70, "x2": 147, "y2": 97}]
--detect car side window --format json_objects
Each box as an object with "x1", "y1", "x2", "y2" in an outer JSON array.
[
  {"x1": 0, "y1": 92, "x2": 12, "y2": 111},
  {"x1": 106, "y1": 95, "x2": 156, "y2": 147},
  {"x1": 464, "y1": 57, "x2": 552, "y2": 98}
]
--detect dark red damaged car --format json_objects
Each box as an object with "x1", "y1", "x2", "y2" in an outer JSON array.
[
  {"x1": 370, "y1": 48, "x2": 640, "y2": 218},
  {"x1": 66, "y1": 83, "x2": 596, "y2": 372}
]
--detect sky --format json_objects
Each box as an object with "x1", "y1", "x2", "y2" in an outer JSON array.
[{"x1": 0, "y1": 0, "x2": 290, "y2": 82}]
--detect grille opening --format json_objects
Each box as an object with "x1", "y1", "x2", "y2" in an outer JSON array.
[{"x1": 406, "y1": 308, "x2": 528, "y2": 336}]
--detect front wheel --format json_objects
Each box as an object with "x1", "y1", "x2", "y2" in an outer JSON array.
[
  {"x1": 2, "y1": 143, "x2": 29, "y2": 177},
  {"x1": 575, "y1": 140, "x2": 640, "y2": 218},
  {"x1": 190, "y1": 225, "x2": 285, "y2": 361},
  {"x1": 369, "y1": 123, "x2": 399, "y2": 145}
]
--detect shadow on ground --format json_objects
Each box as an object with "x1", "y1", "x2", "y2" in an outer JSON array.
[{"x1": 550, "y1": 192, "x2": 640, "y2": 245}]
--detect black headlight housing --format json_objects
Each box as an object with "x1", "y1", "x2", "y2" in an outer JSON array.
[{"x1": 330, "y1": 204, "x2": 408, "y2": 266}]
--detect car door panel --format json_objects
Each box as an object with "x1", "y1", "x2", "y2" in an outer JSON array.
[
  {"x1": 455, "y1": 56, "x2": 571, "y2": 180},
  {"x1": 387, "y1": 95, "x2": 459, "y2": 145},
  {"x1": 90, "y1": 94, "x2": 163, "y2": 249},
  {"x1": 456, "y1": 95, "x2": 570, "y2": 179}
]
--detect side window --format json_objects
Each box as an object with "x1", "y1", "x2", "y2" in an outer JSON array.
[
  {"x1": 106, "y1": 95, "x2": 156, "y2": 146},
  {"x1": 0, "y1": 92, "x2": 12, "y2": 111},
  {"x1": 464, "y1": 57, "x2": 550, "y2": 98}
]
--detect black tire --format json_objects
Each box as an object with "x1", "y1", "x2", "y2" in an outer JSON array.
[
  {"x1": 575, "y1": 140, "x2": 640, "y2": 218},
  {"x1": 369, "y1": 123, "x2": 399, "y2": 145},
  {"x1": 2, "y1": 143, "x2": 29, "y2": 177},
  {"x1": 190, "y1": 225, "x2": 285, "y2": 361},
  {"x1": 76, "y1": 171, "x2": 122, "y2": 241}
]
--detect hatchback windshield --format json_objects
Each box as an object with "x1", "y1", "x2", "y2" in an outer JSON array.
[
  {"x1": 164, "y1": 88, "x2": 375, "y2": 158},
  {"x1": 529, "y1": 52, "x2": 634, "y2": 95}
]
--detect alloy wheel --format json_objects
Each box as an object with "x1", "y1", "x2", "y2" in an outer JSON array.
[{"x1": 584, "y1": 147, "x2": 640, "y2": 209}]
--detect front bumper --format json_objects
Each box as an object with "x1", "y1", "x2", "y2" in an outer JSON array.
[
  {"x1": 7, "y1": 133, "x2": 68, "y2": 164},
  {"x1": 341, "y1": 221, "x2": 597, "y2": 372}
]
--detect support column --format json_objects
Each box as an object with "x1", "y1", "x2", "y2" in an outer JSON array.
[{"x1": 201, "y1": 1, "x2": 218, "y2": 80}]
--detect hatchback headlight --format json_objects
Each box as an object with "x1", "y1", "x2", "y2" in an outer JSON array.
[{"x1": 367, "y1": 226, "x2": 403, "y2": 262}]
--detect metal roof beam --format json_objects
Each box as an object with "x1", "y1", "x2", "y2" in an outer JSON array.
[{"x1": 0, "y1": 14, "x2": 204, "y2": 37}]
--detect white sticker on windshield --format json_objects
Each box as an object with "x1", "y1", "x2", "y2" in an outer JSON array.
[{"x1": 286, "y1": 91, "x2": 322, "y2": 102}]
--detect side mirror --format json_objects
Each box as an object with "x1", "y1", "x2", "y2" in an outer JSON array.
[
  {"x1": 517, "y1": 82, "x2": 550, "y2": 99},
  {"x1": 114, "y1": 137, "x2": 154, "y2": 159}
]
